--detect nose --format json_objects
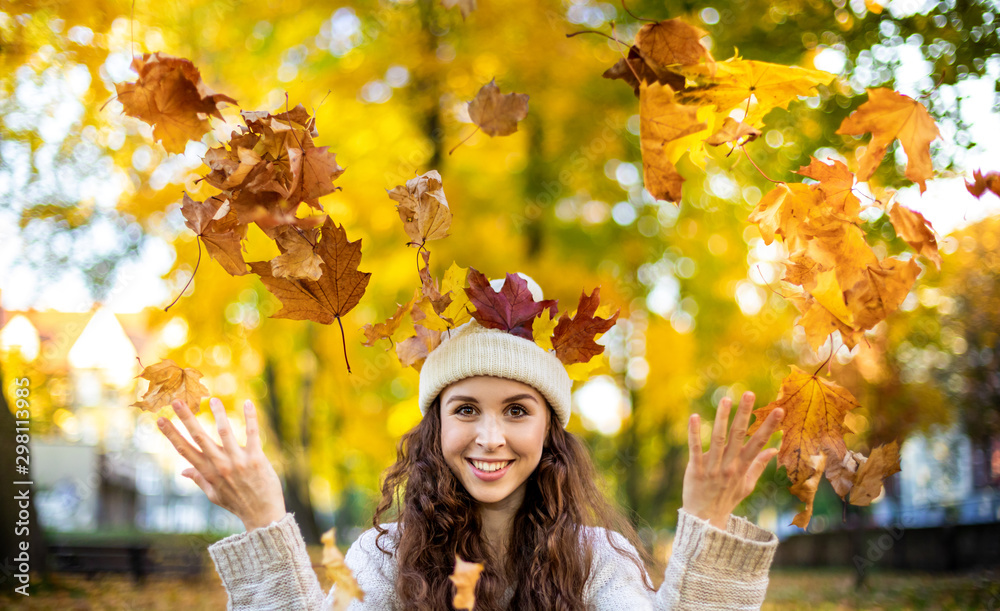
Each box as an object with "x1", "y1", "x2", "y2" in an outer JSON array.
[{"x1": 475, "y1": 415, "x2": 506, "y2": 451}]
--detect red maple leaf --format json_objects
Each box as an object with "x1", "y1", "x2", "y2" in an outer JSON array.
[
  {"x1": 465, "y1": 268, "x2": 557, "y2": 340},
  {"x1": 551, "y1": 287, "x2": 620, "y2": 365}
]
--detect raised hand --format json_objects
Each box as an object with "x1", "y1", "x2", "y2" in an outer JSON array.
[
  {"x1": 157, "y1": 397, "x2": 287, "y2": 532},
  {"x1": 682, "y1": 391, "x2": 784, "y2": 530}
]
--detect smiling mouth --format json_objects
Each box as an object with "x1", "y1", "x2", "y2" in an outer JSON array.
[{"x1": 467, "y1": 459, "x2": 513, "y2": 473}]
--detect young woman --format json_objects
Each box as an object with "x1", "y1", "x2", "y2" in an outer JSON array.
[{"x1": 158, "y1": 312, "x2": 785, "y2": 610}]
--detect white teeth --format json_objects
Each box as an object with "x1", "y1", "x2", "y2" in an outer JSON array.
[{"x1": 472, "y1": 460, "x2": 511, "y2": 472}]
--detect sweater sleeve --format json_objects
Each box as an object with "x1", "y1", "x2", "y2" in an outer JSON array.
[
  {"x1": 208, "y1": 512, "x2": 328, "y2": 610},
  {"x1": 583, "y1": 510, "x2": 777, "y2": 611},
  {"x1": 656, "y1": 508, "x2": 778, "y2": 610}
]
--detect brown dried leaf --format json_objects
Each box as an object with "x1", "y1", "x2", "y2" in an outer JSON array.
[
  {"x1": 850, "y1": 441, "x2": 901, "y2": 506},
  {"x1": 467, "y1": 79, "x2": 529, "y2": 137},
  {"x1": 115, "y1": 53, "x2": 236, "y2": 154},
  {"x1": 966, "y1": 169, "x2": 1000, "y2": 199},
  {"x1": 639, "y1": 83, "x2": 706, "y2": 203},
  {"x1": 552, "y1": 288, "x2": 620, "y2": 366},
  {"x1": 705, "y1": 117, "x2": 761, "y2": 146},
  {"x1": 270, "y1": 226, "x2": 323, "y2": 281},
  {"x1": 790, "y1": 452, "x2": 826, "y2": 529},
  {"x1": 888, "y1": 204, "x2": 941, "y2": 270},
  {"x1": 131, "y1": 359, "x2": 209, "y2": 413},
  {"x1": 387, "y1": 170, "x2": 452, "y2": 247}
]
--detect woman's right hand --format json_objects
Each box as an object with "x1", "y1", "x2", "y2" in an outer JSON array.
[{"x1": 157, "y1": 397, "x2": 287, "y2": 532}]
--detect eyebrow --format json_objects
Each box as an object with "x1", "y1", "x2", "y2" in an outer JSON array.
[{"x1": 446, "y1": 393, "x2": 539, "y2": 405}]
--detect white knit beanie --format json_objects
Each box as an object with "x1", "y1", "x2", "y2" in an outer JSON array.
[{"x1": 417, "y1": 275, "x2": 573, "y2": 428}]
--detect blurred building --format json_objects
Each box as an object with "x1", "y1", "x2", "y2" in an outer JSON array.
[{"x1": 1, "y1": 305, "x2": 241, "y2": 535}]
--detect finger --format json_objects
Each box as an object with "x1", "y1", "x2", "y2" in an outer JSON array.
[
  {"x1": 210, "y1": 397, "x2": 241, "y2": 455},
  {"x1": 707, "y1": 397, "x2": 733, "y2": 468},
  {"x1": 687, "y1": 414, "x2": 703, "y2": 472},
  {"x1": 158, "y1": 416, "x2": 208, "y2": 472},
  {"x1": 173, "y1": 400, "x2": 224, "y2": 459},
  {"x1": 244, "y1": 400, "x2": 261, "y2": 451},
  {"x1": 741, "y1": 407, "x2": 785, "y2": 462},
  {"x1": 182, "y1": 467, "x2": 215, "y2": 499},
  {"x1": 745, "y1": 448, "x2": 778, "y2": 490},
  {"x1": 723, "y1": 391, "x2": 755, "y2": 464}
]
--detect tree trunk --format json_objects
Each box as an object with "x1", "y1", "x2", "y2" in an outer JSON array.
[
  {"x1": 0, "y1": 359, "x2": 49, "y2": 594},
  {"x1": 262, "y1": 359, "x2": 320, "y2": 544}
]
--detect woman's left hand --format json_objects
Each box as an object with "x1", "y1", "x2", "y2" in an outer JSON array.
[{"x1": 682, "y1": 391, "x2": 784, "y2": 530}]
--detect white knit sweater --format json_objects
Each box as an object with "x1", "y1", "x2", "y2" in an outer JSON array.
[{"x1": 208, "y1": 508, "x2": 777, "y2": 610}]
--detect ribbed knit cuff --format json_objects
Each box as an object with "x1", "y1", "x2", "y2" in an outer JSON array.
[
  {"x1": 208, "y1": 512, "x2": 304, "y2": 590},
  {"x1": 673, "y1": 508, "x2": 777, "y2": 575}
]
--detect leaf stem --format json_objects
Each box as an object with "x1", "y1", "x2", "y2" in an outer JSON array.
[
  {"x1": 165, "y1": 237, "x2": 202, "y2": 312},
  {"x1": 336, "y1": 315, "x2": 352, "y2": 373},
  {"x1": 741, "y1": 145, "x2": 783, "y2": 184},
  {"x1": 621, "y1": 0, "x2": 658, "y2": 23},
  {"x1": 448, "y1": 125, "x2": 480, "y2": 155},
  {"x1": 813, "y1": 342, "x2": 834, "y2": 376},
  {"x1": 610, "y1": 22, "x2": 643, "y2": 85},
  {"x1": 565, "y1": 30, "x2": 630, "y2": 48}
]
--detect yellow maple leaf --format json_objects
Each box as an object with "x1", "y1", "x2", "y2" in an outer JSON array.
[
  {"x1": 320, "y1": 528, "x2": 365, "y2": 611},
  {"x1": 676, "y1": 56, "x2": 834, "y2": 125},
  {"x1": 836, "y1": 88, "x2": 940, "y2": 192},
  {"x1": 749, "y1": 366, "x2": 860, "y2": 488},
  {"x1": 131, "y1": 359, "x2": 209, "y2": 413},
  {"x1": 888, "y1": 204, "x2": 941, "y2": 270},
  {"x1": 849, "y1": 441, "x2": 901, "y2": 506},
  {"x1": 789, "y1": 452, "x2": 826, "y2": 528}
]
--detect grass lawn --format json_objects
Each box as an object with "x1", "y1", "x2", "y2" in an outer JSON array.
[{"x1": 3, "y1": 564, "x2": 997, "y2": 609}]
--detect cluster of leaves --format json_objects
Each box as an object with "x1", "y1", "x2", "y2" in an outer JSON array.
[
  {"x1": 114, "y1": 51, "x2": 371, "y2": 376},
  {"x1": 586, "y1": 11, "x2": 966, "y2": 526},
  {"x1": 363, "y1": 169, "x2": 620, "y2": 379}
]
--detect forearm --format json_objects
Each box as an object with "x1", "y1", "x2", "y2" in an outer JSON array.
[
  {"x1": 656, "y1": 509, "x2": 777, "y2": 611},
  {"x1": 209, "y1": 512, "x2": 328, "y2": 610}
]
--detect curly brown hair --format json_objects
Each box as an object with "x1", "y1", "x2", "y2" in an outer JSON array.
[{"x1": 371, "y1": 396, "x2": 657, "y2": 611}]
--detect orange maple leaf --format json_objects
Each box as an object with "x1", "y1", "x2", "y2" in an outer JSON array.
[
  {"x1": 836, "y1": 88, "x2": 940, "y2": 192},
  {"x1": 796, "y1": 157, "x2": 861, "y2": 218},
  {"x1": 705, "y1": 117, "x2": 761, "y2": 146},
  {"x1": 888, "y1": 204, "x2": 941, "y2": 270},
  {"x1": 450, "y1": 555, "x2": 484, "y2": 611},
  {"x1": 115, "y1": 53, "x2": 236, "y2": 154},
  {"x1": 131, "y1": 359, "x2": 209, "y2": 413},
  {"x1": 749, "y1": 366, "x2": 860, "y2": 488},
  {"x1": 844, "y1": 257, "x2": 921, "y2": 332},
  {"x1": 361, "y1": 290, "x2": 418, "y2": 348}
]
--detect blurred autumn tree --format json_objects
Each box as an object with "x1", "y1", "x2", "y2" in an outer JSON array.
[{"x1": 2, "y1": 0, "x2": 999, "y2": 552}]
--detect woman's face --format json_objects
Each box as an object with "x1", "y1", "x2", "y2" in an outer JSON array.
[{"x1": 439, "y1": 376, "x2": 551, "y2": 510}]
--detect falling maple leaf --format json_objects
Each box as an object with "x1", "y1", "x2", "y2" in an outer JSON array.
[
  {"x1": 844, "y1": 257, "x2": 921, "y2": 332},
  {"x1": 181, "y1": 194, "x2": 249, "y2": 276},
  {"x1": 450, "y1": 555, "x2": 484, "y2": 611},
  {"x1": 789, "y1": 452, "x2": 826, "y2": 528},
  {"x1": 705, "y1": 117, "x2": 761, "y2": 146},
  {"x1": 888, "y1": 204, "x2": 941, "y2": 270},
  {"x1": 249, "y1": 218, "x2": 371, "y2": 372},
  {"x1": 824, "y1": 447, "x2": 866, "y2": 499},
  {"x1": 387, "y1": 170, "x2": 452, "y2": 247},
  {"x1": 796, "y1": 157, "x2": 861, "y2": 219},
  {"x1": 320, "y1": 528, "x2": 365, "y2": 611},
  {"x1": 603, "y1": 18, "x2": 714, "y2": 97},
  {"x1": 551, "y1": 287, "x2": 620, "y2": 366},
  {"x1": 849, "y1": 441, "x2": 901, "y2": 506},
  {"x1": 467, "y1": 79, "x2": 529, "y2": 137},
  {"x1": 965, "y1": 169, "x2": 1000, "y2": 199},
  {"x1": 465, "y1": 268, "x2": 557, "y2": 340},
  {"x1": 639, "y1": 83, "x2": 707, "y2": 203},
  {"x1": 748, "y1": 183, "x2": 822, "y2": 248},
  {"x1": 675, "y1": 56, "x2": 833, "y2": 125},
  {"x1": 114, "y1": 53, "x2": 237, "y2": 154},
  {"x1": 269, "y1": 225, "x2": 323, "y2": 281},
  {"x1": 361, "y1": 290, "x2": 418, "y2": 348},
  {"x1": 441, "y1": 0, "x2": 477, "y2": 19},
  {"x1": 749, "y1": 366, "x2": 860, "y2": 489},
  {"x1": 836, "y1": 88, "x2": 940, "y2": 192},
  {"x1": 131, "y1": 359, "x2": 209, "y2": 413}
]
